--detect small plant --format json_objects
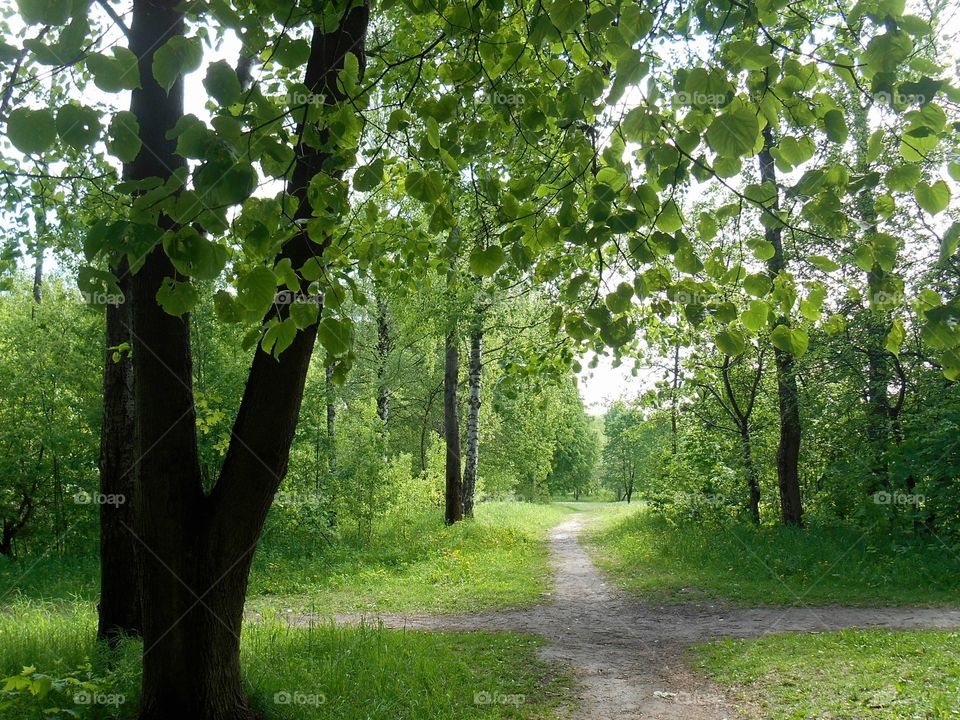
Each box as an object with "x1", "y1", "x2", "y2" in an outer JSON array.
[{"x1": 1, "y1": 662, "x2": 125, "y2": 719}]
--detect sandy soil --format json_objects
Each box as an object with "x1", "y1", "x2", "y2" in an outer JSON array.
[{"x1": 262, "y1": 514, "x2": 960, "y2": 719}]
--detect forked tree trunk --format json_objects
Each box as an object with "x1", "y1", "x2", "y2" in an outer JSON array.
[
  {"x1": 462, "y1": 325, "x2": 482, "y2": 517},
  {"x1": 721, "y1": 354, "x2": 763, "y2": 524},
  {"x1": 97, "y1": 262, "x2": 141, "y2": 642},
  {"x1": 759, "y1": 125, "x2": 803, "y2": 527},
  {"x1": 124, "y1": 2, "x2": 369, "y2": 718},
  {"x1": 444, "y1": 330, "x2": 463, "y2": 524}
]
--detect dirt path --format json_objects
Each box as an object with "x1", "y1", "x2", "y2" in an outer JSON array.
[{"x1": 272, "y1": 513, "x2": 960, "y2": 719}]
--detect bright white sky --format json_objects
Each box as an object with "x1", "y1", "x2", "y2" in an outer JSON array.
[{"x1": 577, "y1": 355, "x2": 654, "y2": 414}]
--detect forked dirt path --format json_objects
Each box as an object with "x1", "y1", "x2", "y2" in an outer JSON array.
[{"x1": 272, "y1": 512, "x2": 960, "y2": 719}]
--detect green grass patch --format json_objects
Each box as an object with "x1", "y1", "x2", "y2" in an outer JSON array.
[
  {"x1": 697, "y1": 628, "x2": 960, "y2": 719},
  {"x1": 587, "y1": 506, "x2": 960, "y2": 606},
  {"x1": 247, "y1": 501, "x2": 578, "y2": 614},
  {"x1": 0, "y1": 502, "x2": 577, "y2": 616},
  {"x1": 0, "y1": 601, "x2": 572, "y2": 720}
]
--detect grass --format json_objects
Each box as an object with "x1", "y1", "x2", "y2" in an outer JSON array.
[
  {"x1": 586, "y1": 505, "x2": 960, "y2": 606},
  {"x1": 0, "y1": 600, "x2": 573, "y2": 719},
  {"x1": 697, "y1": 629, "x2": 960, "y2": 719},
  {"x1": 0, "y1": 501, "x2": 577, "y2": 616},
  {"x1": 246, "y1": 501, "x2": 579, "y2": 615}
]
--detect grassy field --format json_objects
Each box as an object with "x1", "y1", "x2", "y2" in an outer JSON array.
[
  {"x1": 586, "y1": 504, "x2": 960, "y2": 606},
  {"x1": 0, "y1": 601, "x2": 572, "y2": 720},
  {"x1": 246, "y1": 501, "x2": 578, "y2": 614},
  {"x1": 697, "y1": 629, "x2": 960, "y2": 719},
  {"x1": 0, "y1": 501, "x2": 577, "y2": 616}
]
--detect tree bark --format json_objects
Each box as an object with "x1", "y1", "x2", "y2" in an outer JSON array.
[
  {"x1": 444, "y1": 330, "x2": 463, "y2": 524},
  {"x1": 759, "y1": 125, "x2": 803, "y2": 527},
  {"x1": 31, "y1": 246, "x2": 43, "y2": 305},
  {"x1": 123, "y1": 2, "x2": 369, "y2": 718},
  {"x1": 326, "y1": 363, "x2": 336, "y2": 471},
  {"x1": 375, "y1": 293, "x2": 391, "y2": 424},
  {"x1": 741, "y1": 428, "x2": 761, "y2": 524},
  {"x1": 97, "y1": 260, "x2": 141, "y2": 642},
  {"x1": 462, "y1": 324, "x2": 482, "y2": 517}
]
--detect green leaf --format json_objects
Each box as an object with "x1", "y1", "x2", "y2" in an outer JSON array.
[
  {"x1": 290, "y1": 300, "x2": 319, "y2": 329},
  {"x1": 547, "y1": 0, "x2": 586, "y2": 33},
  {"x1": 405, "y1": 170, "x2": 443, "y2": 203},
  {"x1": 915, "y1": 180, "x2": 950, "y2": 214},
  {"x1": 885, "y1": 164, "x2": 921, "y2": 191},
  {"x1": 353, "y1": 159, "x2": 384, "y2": 192},
  {"x1": 884, "y1": 319, "x2": 905, "y2": 355},
  {"x1": 823, "y1": 109, "x2": 848, "y2": 143},
  {"x1": 605, "y1": 282, "x2": 634, "y2": 314},
  {"x1": 203, "y1": 60, "x2": 242, "y2": 106},
  {"x1": 941, "y1": 222, "x2": 959, "y2": 261},
  {"x1": 152, "y1": 36, "x2": 202, "y2": 93},
  {"x1": 106, "y1": 111, "x2": 142, "y2": 162},
  {"x1": 655, "y1": 200, "x2": 683, "y2": 232},
  {"x1": 469, "y1": 245, "x2": 506, "y2": 276},
  {"x1": 262, "y1": 317, "x2": 298, "y2": 357},
  {"x1": 162, "y1": 227, "x2": 226, "y2": 280},
  {"x1": 317, "y1": 316, "x2": 352, "y2": 356},
  {"x1": 807, "y1": 254, "x2": 840, "y2": 272},
  {"x1": 743, "y1": 273, "x2": 771, "y2": 297},
  {"x1": 6, "y1": 108, "x2": 56, "y2": 154},
  {"x1": 742, "y1": 300, "x2": 770, "y2": 332},
  {"x1": 156, "y1": 277, "x2": 199, "y2": 316},
  {"x1": 56, "y1": 104, "x2": 101, "y2": 150},
  {"x1": 16, "y1": 0, "x2": 70, "y2": 25},
  {"x1": 748, "y1": 238, "x2": 775, "y2": 260},
  {"x1": 87, "y1": 47, "x2": 141, "y2": 92},
  {"x1": 674, "y1": 245, "x2": 703, "y2": 274},
  {"x1": 770, "y1": 325, "x2": 809, "y2": 357},
  {"x1": 237, "y1": 266, "x2": 277, "y2": 315},
  {"x1": 715, "y1": 329, "x2": 746, "y2": 356},
  {"x1": 705, "y1": 102, "x2": 759, "y2": 158}
]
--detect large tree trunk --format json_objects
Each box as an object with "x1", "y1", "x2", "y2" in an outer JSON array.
[
  {"x1": 462, "y1": 325, "x2": 482, "y2": 517},
  {"x1": 444, "y1": 330, "x2": 463, "y2": 524},
  {"x1": 759, "y1": 125, "x2": 803, "y2": 527},
  {"x1": 97, "y1": 261, "x2": 141, "y2": 642},
  {"x1": 124, "y1": 2, "x2": 369, "y2": 718}
]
